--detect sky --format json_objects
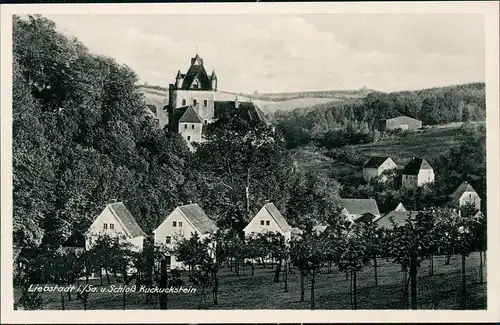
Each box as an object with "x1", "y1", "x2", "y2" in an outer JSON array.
[{"x1": 45, "y1": 14, "x2": 485, "y2": 94}]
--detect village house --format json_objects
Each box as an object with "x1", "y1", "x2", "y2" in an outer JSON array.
[
  {"x1": 339, "y1": 198, "x2": 381, "y2": 223},
  {"x1": 167, "y1": 54, "x2": 269, "y2": 150},
  {"x1": 401, "y1": 157, "x2": 435, "y2": 189},
  {"x1": 153, "y1": 203, "x2": 218, "y2": 269},
  {"x1": 243, "y1": 202, "x2": 292, "y2": 241},
  {"x1": 382, "y1": 115, "x2": 422, "y2": 131},
  {"x1": 362, "y1": 156, "x2": 398, "y2": 181},
  {"x1": 376, "y1": 209, "x2": 422, "y2": 230},
  {"x1": 449, "y1": 181, "x2": 481, "y2": 210},
  {"x1": 85, "y1": 201, "x2": 146, "y2": 252}
]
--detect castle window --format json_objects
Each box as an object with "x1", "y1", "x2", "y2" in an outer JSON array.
[
  {"x1": 166, "y1": 236, "x2": 172, "y2": 244},
  {"x1": 184, "y1": 124, "x2": 187, "y2": 129},
  {"x1": 193, "y1": 99, "x2": 197, "y2": 105},
  {"x1": 182, "y1": 99, "x2": 186, "y2": 106},
  {"x1": 204, "y1": 120, "x2": 208, "y2": 124},
  {"x1": 204, "y1": 100, "x2": 208, "y2": 106},
  {"x1": 193, "y1": 80, "x2": 199, "y2": 89},
  {"x1": 192, "y1": 124, "x2": 195, "y2": 130},
  {"x1": 187, "y1": 136, "x2": 191, "y2": 141}
]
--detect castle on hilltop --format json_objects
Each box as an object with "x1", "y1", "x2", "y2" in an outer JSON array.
[{"x1": 167, "y1": 54, "x2": 269, "y2": 150}]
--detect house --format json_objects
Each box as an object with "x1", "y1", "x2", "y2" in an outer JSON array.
[
  {"x1": 450, "y1": 181, "x2": 481, "y2": 210},
  {"x1": 362, "y1": 156, "x2": 398, "y2": 181},
  {"x1": 58, "y1": 231, "x2": 86, "y2": 254},
  {"x1": 382, "y1": 116, "x2": 422, "y2": 131},
  {"x1": 153, "y1": 203, "x2": 218, "y2": 269},
  {"x1": 85, "y1": 202, "x2": 146, "y2": 252},
  {"x1": 401, "y1": 157, "x2": 435, "y2": 189},
  {"x1": 167, "y1": 54, "x2": 269, "y2": 150},
  {"x1": 376, "y1": 210, "x2": 422, "y2": 230},
  {"x1": 243, "y1": 202, "x2": 292, "y2": 241},
  {"x1": 394, "y1": 202, "x2": 407, "y2": 212},
  {"x1": 339, "y1": 198, "x2": 381, "y2": 223}
]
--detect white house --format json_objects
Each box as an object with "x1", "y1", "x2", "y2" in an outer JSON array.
[
  {"x1": 85, "y1": 202, "x2": 146, "y2": 252},
  {"x1": 450, "y1": 181, "x2": 481, "y2": 210},
  {"x1": 401, "y1": 157, "x2": 435, "y2": 189},
  {"x1": 58, "y1": 231, "x2": 86, "y2": 255},
  {"x1": 243, "y1": 202, "x2": 292, "y2": 241},
  {"x1": 362, "y1": 156, "x2": 398, "y2": 181},
  {"x1": 339, "y1": 198, "x2": 381, "y2": 223},
  {"x1": 153, "y1": 203, "x2": 218, "y2": 269}
]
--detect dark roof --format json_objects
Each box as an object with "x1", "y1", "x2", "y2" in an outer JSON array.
[
  {"x1": 363, "y1": 156, "x2": 392, "y2": 168},
  {"x1": 179, "y1": 105, "x2": 203, "y2": 123},
  {"x1": 263, "y1": 202, "x2": 292, "y2": 232},
  {"x1": 108, "y1": 202, "x2": 146, "y2": 238},
  {"x1": 214, "y1": 101, "x2": 270, "y2": 126},
  {"x1": 62, "y1": 232, "x2": 86, "y2": 248},
  {"x1": 376, "y1": 210, "x2": 421, "y2": 229},
  {"x1": 340, "y1": 198, "x2": 381, "y2": 217},
  {"x1": 181, "y1": 57, "x2": 211, "y2": 90},
  {"x1": 450, "y1": 181, "x2": 477, "y2": 199},
  {"x1": 402, "y1": 157, "x2": 433, "y2": 175},
  {"x1": 178, "y1": 203, "x2": 218, "y2": 234}
]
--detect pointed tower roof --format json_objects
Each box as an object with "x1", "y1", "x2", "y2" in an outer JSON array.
[
  {"x1": 176, "y1": 70, "x2": 183, "y2": 79},
  {"x1": 190, "y1": 54, "x2": 204, "y2": 66},
  {"x1": 210, "y1": 70, "x2": 217, "y2": 80}
]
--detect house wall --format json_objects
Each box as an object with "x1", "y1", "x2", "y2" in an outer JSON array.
[
  {"x1": 459, "y1": 191, "x2": 481, "y2": 210},
  {"x1": 85, "y1": 207, "x2": 144, "y2": 251},
  {"x1": 402, "y1": 174, "x2": 418, "y2": 189},
  {"x1": 386, "y1": 117, "x2": 422, "y2": 130},
  {"x1": 244, "y1": 208, "x2": 291, "y2": 241},
  {"x1": 179, "y1": 121, "x2": 203, "y2": 150},
  {"x1": 364, "y1": 159, "x2": 398, "y2": 181},
  {"x1": 154, "y1": 208, "x2": 200, "y2": 269},
  {"x1": 417, "y1": 168, "x2": 435, "y2": 186},
  {"x1": 172, "y1": 90, "x2": 215, "y2": 120}
]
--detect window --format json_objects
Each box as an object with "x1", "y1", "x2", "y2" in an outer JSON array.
[
  {"x1": 192, "y1": 124, "x2": 195, "y2": 130},
  {"x1": 182, "y1": 99, "x2": 186, "y2": 106},
  {"x1": 173, "y1": 221, "x2": 177, "y2": 227},
  {"x1": 187, "y1": 136, "x2": 191, "y2": 141},
  {"x1": 179, "y1": 221, "x2": 183, "y2": 227},
  {"x1": 204, "y1": 100, "x2": 208, "y2": 106},
  {"x1": 110, "y1": 223, "x2": 114, "y2": 230},
  {"x1": 103, "y1": 223, "x2": 108, "y2": 230},
  {"x1": 265, "y1": 220, "x2": 270, "y2": 226},
  {"x1": 204, "y1": 120, "x2": 208, "y2": 124},
  {"x1": 184, "y1": 124, "x2": 187, "y2": 129},
  {"x1": 166, "y1": 236, "x2": 172, "y2": 244},
  {"x1": 193, "y1": 99, "x2": 197, "y2": 106},
  {"x1": 260, "y1": 220, "x2": 265, "y2": 225},
  {"x1": 193, "y1": 80, "x2": 199, "y2": 89}
]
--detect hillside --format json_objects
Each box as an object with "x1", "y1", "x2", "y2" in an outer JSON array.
[{"x1": 139, "y1": 85, "x2": 369, "y2": 116}]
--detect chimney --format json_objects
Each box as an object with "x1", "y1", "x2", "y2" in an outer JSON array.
[{"x1": 234, "y1": 96, "x2": 239, "y2": 109}]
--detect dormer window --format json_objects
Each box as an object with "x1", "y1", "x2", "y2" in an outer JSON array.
[{"x1": 192, "y1": 80, "x2": 199, "y2": 89}]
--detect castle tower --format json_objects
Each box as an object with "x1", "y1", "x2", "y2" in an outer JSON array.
[{"x1": 210, "y1": 70, "x2": 217, "y2": 90}]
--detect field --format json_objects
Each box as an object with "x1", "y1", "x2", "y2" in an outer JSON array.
[
  {"x1": 292, "y1": 122, "x2": 485, "y2": 177},
  {"x1": 21, "y1": 252, "x2": 486, "y2": 310}
]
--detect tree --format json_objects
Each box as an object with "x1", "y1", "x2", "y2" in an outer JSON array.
[
  {"x1": 289, "y1": 231, "x2": 327, "y2": 309},
  {"x1": 389, "y1": 210, "x2": 435, "y2": 309}
]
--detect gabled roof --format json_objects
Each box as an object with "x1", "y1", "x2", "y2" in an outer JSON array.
[
  {"x1": 214, "y1": 101, "x2": 270, "y2": 126},
  {"x1": 403, "y1": 157, "x2": 433, "y2": 175},
  {"x1": 62, "y1": 232, "x2": 86, "y2": 248},
  {"x1": 179, "y1": 105, "x2": 203, "y2": 123},
  {"x1": 181, "y1": 57, "x2": 211, "y2": 90},
  {"x1": 363, "y1": 156, "x2": 392, "y2": 168},
  {"x1": 385, "y1": 115, "x2": 421, "y2": 123},
  {"x1": 248, "y1": 202, "x2": 292, "y2": 233},
  {"x1": 177, "y1": 203, "x2": 218, "y2": 235},
  {"x1": 107, "y1": 202, "x2": 146, "y2": 238},
  {"x1": 450, "y1": 181, "x2": 477, "y2": 199},
  {"x1": 394, "y1": 203, "x2": 407, "y2": 211},
  {"x1": 340, "y1": 198, "x2": 381, "y2": 217},
  {"x1": 376, "y1": 210, "x2": 422, "y2": 229}
]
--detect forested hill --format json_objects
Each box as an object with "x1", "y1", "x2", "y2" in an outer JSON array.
[
  {"x1": 12, "y1": 15, "x2": 195, "y2": 248},
  {"x1": 276, "y1": 82, "x2": 485, "y2": 149}
]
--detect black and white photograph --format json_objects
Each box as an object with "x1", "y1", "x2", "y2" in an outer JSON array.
[{"x1": 1, "y1": 1, "x2": 499, "y2": 323}]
